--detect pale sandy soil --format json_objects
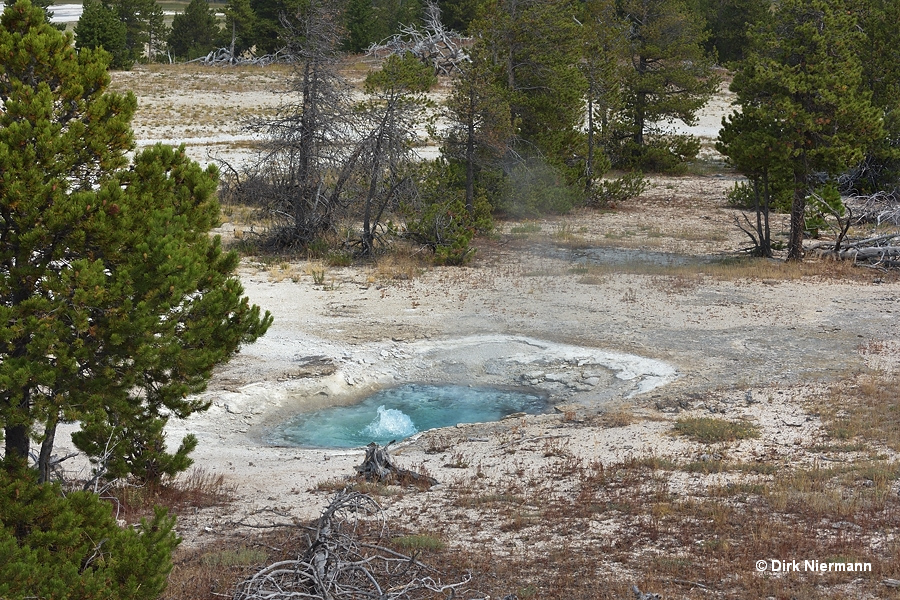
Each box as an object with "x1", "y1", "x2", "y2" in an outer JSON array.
[{"x1": 67, "y1": 66, "x2": 898, "y2": 564}]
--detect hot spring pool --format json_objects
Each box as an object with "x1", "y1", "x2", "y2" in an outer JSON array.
[{"x1": 271, "y1": 383, "x2": 550, "y2": 448}]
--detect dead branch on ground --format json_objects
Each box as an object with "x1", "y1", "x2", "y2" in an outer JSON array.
[
  {"x1": 189, "y1": 48, "x2": 290, "y2": 66},
  {"x1": 846, "y1": 190, "x2": 900, "y2": 227},
  {"x1": 807, "y1": 231, "x2": 900, "y2": 268},
  {"x1": 232, "y1": 489, "x2": 469, "y2": 600},
  {"x1": 367, "y1": 1, "x2": 470, "y2": 75}
]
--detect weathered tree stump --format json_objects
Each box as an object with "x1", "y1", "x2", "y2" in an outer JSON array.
[{"x1": 356, "y1": 442, "x2": 438, "y2": 487}]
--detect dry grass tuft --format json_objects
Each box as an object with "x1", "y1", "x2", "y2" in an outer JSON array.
[
  {"x1": 104, "y1": 467, "x2": 236, "y2": 523},
  {"x1": 674, "y1": 416, "x2": 761, "y2": 443},
  {"x1": 371, "y1": 246, "x2": 430, "y2": 281}
]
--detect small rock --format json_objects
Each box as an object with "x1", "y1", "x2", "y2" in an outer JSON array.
[
  {"x1": 544, "y1": 372, "x2": 570, "y2": 384},
  {"x1": 698, "y1": 453, "x2": 722, "y2": 462},
  {"x1": 831, "y1": 521, "x2": 863, "y2": 532},
  {"x1": 225, "y1": 404, "x2": 242, "y2": 415},
  {"x1": 583, "y1": 377, "x2": 601, "y2": 386}
]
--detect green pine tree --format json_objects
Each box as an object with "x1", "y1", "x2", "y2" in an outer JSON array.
[
  {"x1": 74, "y1": 0, "x2": 130, "y2": 69},
  {"x1": 343, "y1": 0, "x2": 377, "y2": 52},
  {"x1": 221, "y1": 0, "x2": 257, "y2": 57},
  {"x1": 725, "y1": 0, "x2": 883, "y2": 260},
  {"x1": 108, "y1": 0, "x2": 167, "y2": 64},
  {"x1": 610, "y1": 0, "x2": 719, "y2": 171},
  {"x1": 437, "y1": 0, "x2": 484, "y2": 33},
  {"x1": 442, "y1": 42, "x2": 513, "y2": 214},
  {"x1": 690, "y1": 0, "x2": 769, "y2": 64},
  {"x1": 168, "y1": 0, "x2": 220, "y2": 60},
  {"x1": 0, "y1": 465, "x2": 179, "y2": 599},
  {"x1": 845, "y1": 0, "x2": 900, "y2": 193},
  {"x1": 580, "y1": 0, "x2": 626, "y2": 196},
  {"x1": 474, "y1": 0, "x2": 587, "y2": 181},
  {"x1": 0, "y1": 0, "x2": 271, "y2": 482}
]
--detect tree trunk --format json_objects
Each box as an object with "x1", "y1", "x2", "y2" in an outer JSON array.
[
  {"x1": 230, "y1": 21, "x2": 236, "y2": 62},
  {"x1": 38, "y1": 414, "x2": 58, "y2": 483},
  {"x1": 787, "y1": 159, "x2": 808, "y2": 261},
  {"x1": 634, "y1": 55, "x2": 648, "y2": 148},
  {"x1": 4, "y1": 387, "x2": 30, "y2": 469},
  {"x1": 4, "y1": 423, "x2": 29, "y2": 467},
  {"x1": 362, "y1": 117, "x2": 387, "y2": 255},
  {"x1": 465, "y1": 87, "x2": 476, "y2": 215},
  {"x1": 586, "y1": 80, "x2": 595, "y2": 196}
]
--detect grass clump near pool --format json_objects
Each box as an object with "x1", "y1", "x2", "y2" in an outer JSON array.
[{"x1": 674, "y1": 417, "x2": 761, "y2": 443}]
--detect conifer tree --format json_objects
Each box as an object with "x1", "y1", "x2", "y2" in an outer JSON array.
[
  {"x1": 724, "y1": 0, "x2": 883, "y2": 260},
  {"x1": 442, "y1": 42, "x2": 513, "y2": 214},
  {"x1": 845, "y1": 0, "x2": 900, "y2": 193},
  {"x1": 343, "y1": 0, "x2": 377, "y2": 52},
  {"x1": 358, "y1": 53, "x2": 436, "y2": 254},
  {"x1": 0, "y1": 465, "x2": 179, "y2": 599},
  {"x1": 474, "y1": 0, "x2": 586, "y2": 179},
  {"x1": 0, "y1": 0, "x2": 271, "y2": 481},
  {"x1": 580, "y1": 0, "x2": 626, "y2": 195},
  {"x1": 611, "y1": 0, "x2": 718, "y2": 170},
  {"x1": 168, "y1": 0, "x2": 220, "y2": 60},
  {"x1": 74, "y1": 0, "x2": 130, "y2": 68},
  {"x1": 222, "y1": 0, "x2": 257, "y2": 57}
]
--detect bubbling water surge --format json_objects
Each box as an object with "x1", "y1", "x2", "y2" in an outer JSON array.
[{"x1": 362, "y1": 405, "x2": 417, "y2": 439}]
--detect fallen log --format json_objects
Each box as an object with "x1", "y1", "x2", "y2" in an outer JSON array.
[{"x1": 806, "y1": 233, "x2": 900, "y2": 268}]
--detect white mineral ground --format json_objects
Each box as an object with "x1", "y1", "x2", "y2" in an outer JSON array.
[{"x1": 49, "y1": 69, "x2": 898, "y2": 548}]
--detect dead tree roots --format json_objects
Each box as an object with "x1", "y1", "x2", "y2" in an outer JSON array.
[{"x1": 232, "y1": 489, "x2": 469, "y2": 600}]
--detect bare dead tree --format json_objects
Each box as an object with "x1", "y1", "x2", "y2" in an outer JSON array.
[
  {"x1": 232, "y1": 490, "x2": 470, "y2": 600},
  {"x1": 351, "y1": 54, "x2": 436, "y2": 256},
  {"x1": 222, "y1": 0, "x2": 365, "y2": 249},
  {"x1": 846, "y1": 190, "x2": 900, "y2": 227},
  {"x1": 367, "y1": 0, "x2": 471, "y2": 76},
  {"x1": 808, "y1": 231, "x2": 900, "y2": 268}
]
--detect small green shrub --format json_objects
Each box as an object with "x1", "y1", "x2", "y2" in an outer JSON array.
[
  {"x1": 392, "y1": 534, "x2": 446, "y2": 551},
  {"x1": 674, "y1": 417, "x2": 761, "y2": 443},
  {"x1": 589, "y1": 171, "x2": 648, "y2": 207},
  {"x1": 0, "y1": 465, "x2": 179, "y2": 600},
  {"x1": 805, "y1": 184, "x2": 845, "y2": 238},
  {"x1": 725, "y1": 179, "x2": 792, "y2": 213},
  {"x1": 498, "y1": 159, "x2": 582, "y2": 218},
  {"x1": 609, "y1": 135, "x2": 701, "y2": 174},
  {"x1": 403, "y1": 161, "x2": 493, "y2": 265}
]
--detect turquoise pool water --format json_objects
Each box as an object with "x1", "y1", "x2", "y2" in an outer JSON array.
[{"x1": 272, "y1": 383, "x2": 549, "y2": 448}]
